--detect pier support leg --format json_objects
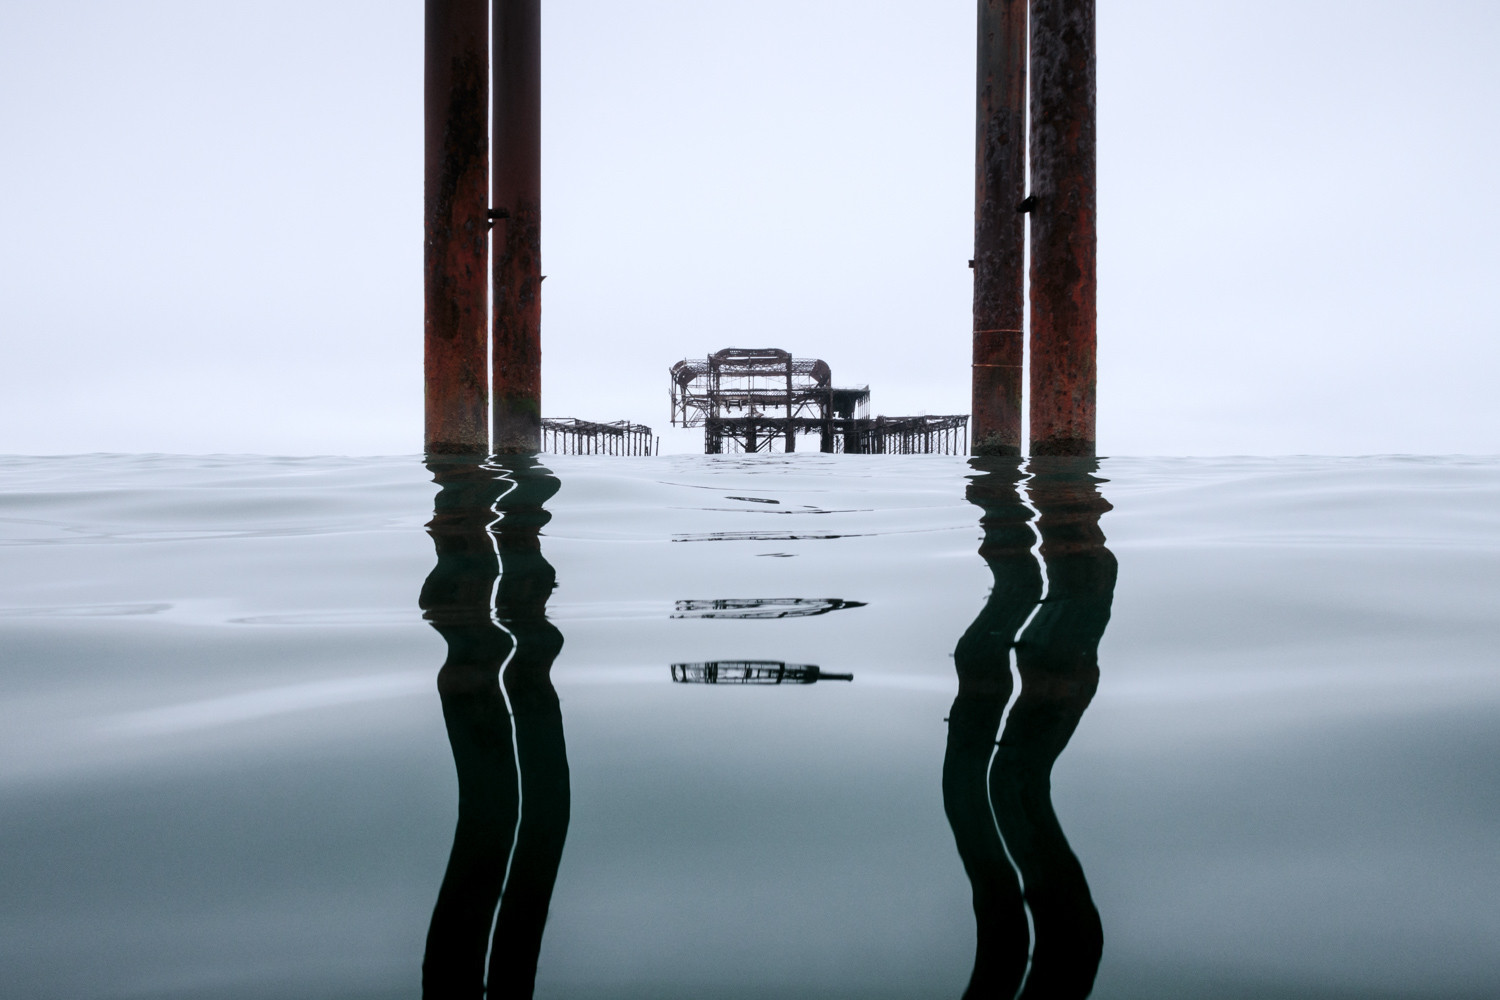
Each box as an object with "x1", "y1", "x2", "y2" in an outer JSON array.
[
  {"x1": 971, "y1": 0, "x2": 1027, "y2": 457},
  {"x1": 424, "y1": 0, "x2": 490, "y2": 455},
  {"x1": 1028, "y1": 0, "x2": 1097, "y2": 456},
  {"x1": 491, "y1": 0, "x2": 542, "y2": 453},
  {"x1": 784, "y1": 365, "x2": 795, "y2": 452}
]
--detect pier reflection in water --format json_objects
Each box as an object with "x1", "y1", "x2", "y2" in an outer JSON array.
[
  {"x1": 417, "y1": 456, "x2": 1113, "y2": 997},
  {"x1": 419, "y1": 459, "x2": 569, "y2": 999},
  {"x1": 4, "y1": 455, "x2": 1499, "y2": 998},
  {"x1": 946, "y1": 459, "x2": 1115, "y2": 999}
]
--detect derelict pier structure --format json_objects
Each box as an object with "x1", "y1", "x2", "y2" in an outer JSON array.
[
  {"x1": 670, "y1": 348, "x2": 968, "y2": 455},
  {"x1": 539, "y1": 418, "x2": 654, "y2": 455},
  {"x1": 426, "y1": 3, "x2": 1097, "y2": 459}
]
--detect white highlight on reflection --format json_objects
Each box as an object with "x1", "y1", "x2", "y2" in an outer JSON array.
[
  {"x1": 996, "y1": 459, "x2": 1046, "y2": 991},
  {"x1": 102, "y1": 671, "x2": 431, "y2": 736},
  {"x1": 479, "y1": 462, "x2": 526, "y2": 989}
]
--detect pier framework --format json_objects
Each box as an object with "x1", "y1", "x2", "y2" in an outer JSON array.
[
  {"x1": 540, "y1": 418, "x2": 653, "y2": 455},
  {"x1": 671, "y1": 348, "x2": 968, "y2": 455},
  {"x1": 425, "y1": 4, "x2": 1096, "y2": 458}
]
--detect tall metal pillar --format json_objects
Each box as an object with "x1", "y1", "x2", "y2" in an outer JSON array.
[
  {"x1": 424, "y1": 0, "x2": 490, "y2": 455},
  {"x1": 1028, "y1": 0, "x2": 1097, "y2": 456},
  {"x1": 971, "y1": 0, "x2": 1028, "y2": 457},
  {"x1": 492, "y1": 0, "x2": 543, "y2": 453}
]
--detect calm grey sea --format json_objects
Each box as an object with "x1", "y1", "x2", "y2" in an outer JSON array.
[{"x1": 1, "y1": 454, "x2": 1497, "y2": 1000}]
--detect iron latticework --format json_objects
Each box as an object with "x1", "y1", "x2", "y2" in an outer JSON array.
[
  {"x1": 669, "y1": 347, "x2": 966, "y2": 454},
  {"x1": 841, "y1": 414, "x2": 970, "y2": 455},
  {"x1": 670, "y1": 348, "x2": 842, "y2": 454},
  {"x1": 540, "y1": 418, "x2": 653, "y2": 455}
]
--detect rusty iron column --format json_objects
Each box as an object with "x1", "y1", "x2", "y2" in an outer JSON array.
[
  {"x1": 971, "y1": 0, "x2": 1028, "y2": 457},
  {"x1": 1028, "y1": 0, "x2": 1097, "y2": 456},
  {"x1": 425, "y1": 0, "x2": 490, "y2": 455},
  {"x1": 492, "y1": 0, "x2": 542, "y2": 453}
]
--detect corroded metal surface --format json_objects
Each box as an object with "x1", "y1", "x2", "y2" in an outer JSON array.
[
  {"x1": 1028, "y1": 0, "x2": 1097, "y2": 456},
  {"x1": 492, "y1": 0, "x2": 543, "y2": 453},
  {"x1": 971, "y1": 0, "x2": 1028, "y2": 457},
  {"x1": 424, "y1": 0, "x2": 489, "y2": 455}
]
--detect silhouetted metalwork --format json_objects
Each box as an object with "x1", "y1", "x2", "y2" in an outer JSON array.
[
  {"x1": 672, "y1": 598, "x2": 866, "y2": 620},
  {"x1": 670, "y1": 661, "x2": 853, "y2": 684},
  {"x1": 670, "y1": 347, "x2": 968, "y2": 455},
  {"x1": 540, "y1": 417, "x2": 653, "y2": 455},
  {"x1": 849, "y1": 415, "x2": 970, "y2": 456},
  {"x1": 420, "y1": 457, "x2": 567, "y2": 999},
  {"x1": 944, "y1": 457, "x2": 1114, "y2": 998}
]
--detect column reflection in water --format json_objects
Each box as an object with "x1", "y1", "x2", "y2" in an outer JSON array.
[
  {"x1": 945, "y1": 458, "x2": 1116, "y2": 999},
  {"x1": 419, "y1": 458, "x2": 568, "y2": 1000}
]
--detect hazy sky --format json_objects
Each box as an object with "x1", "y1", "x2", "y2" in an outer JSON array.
[{"x1": 1, "y1": 0, "x2": 1496, "y2": 455}]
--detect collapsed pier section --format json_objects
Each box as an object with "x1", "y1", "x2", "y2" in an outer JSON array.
[
  {"x1": 540, "y1": 418, "x2": 654, "y2": 455},
  {"x1": 669, "y1": 348, "x2": 967, "y2": 454}
]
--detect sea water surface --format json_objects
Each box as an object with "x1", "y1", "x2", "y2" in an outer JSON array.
[{"x1": 1, "y1": 454, "x2": 1498, "y2": 999}]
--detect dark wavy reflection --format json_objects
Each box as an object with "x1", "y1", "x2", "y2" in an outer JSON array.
[
  {"x1": 419, "y1": 458, "x2": 568, "y2": 1000},
  {"x1": 945, "y1": 458, "x2": 1116, "y2": 1000}
]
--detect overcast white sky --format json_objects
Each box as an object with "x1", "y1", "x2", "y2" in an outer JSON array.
[{"x1": 1, "y1": 0, "x2": 1496, "y2": 456}]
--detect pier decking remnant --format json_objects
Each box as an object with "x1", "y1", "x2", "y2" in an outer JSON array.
[{"x1": 540, "y1": 418, "x2": 653, "y2": 455}]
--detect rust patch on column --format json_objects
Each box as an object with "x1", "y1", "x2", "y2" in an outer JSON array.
[
  {"x1": 492, "y1": 0, "x2": 542, "y2": 454},
  {"x1": 424, "y1": 0, "x2": 490, "y2": 455},
  {"x1": 1028, "y1": 0, "x2": 1096, "y2": 457},
  {"x1": 972, "y1": 0, "x2": 1028, "y2": 457}
]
